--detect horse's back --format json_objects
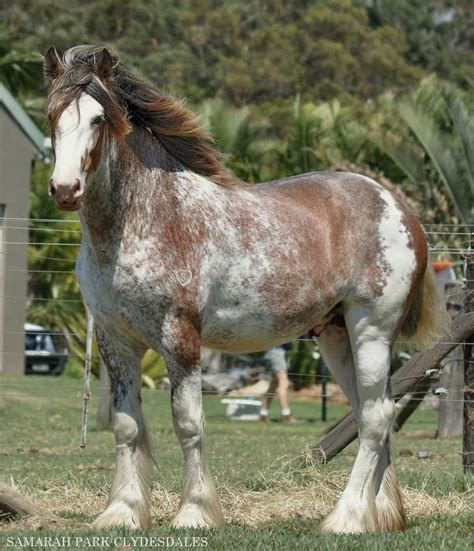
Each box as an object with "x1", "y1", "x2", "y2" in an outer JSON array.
[
  {"x1": 252, "y1": 171, "x2": 411, "y2": 221},
  {"x1": 252, "y1": 170, "x2": 429, "y2": 325},
  {"x1": 200, "y1": 171, "x2": 427, "y2": 351},
  {"x1": 252, "y1": 171, "x2": 426, "y2": 260},
  {"x1": 246, "y1": 170, "x2": 427, "y2": 282}
]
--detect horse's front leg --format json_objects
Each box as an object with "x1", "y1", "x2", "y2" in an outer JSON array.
[
  {"x1": 161, "y1": 317, "x2": 223, "y2": 529},
  {"x1": 93, "y1": 327, "x2": 153, "y2": 529}
]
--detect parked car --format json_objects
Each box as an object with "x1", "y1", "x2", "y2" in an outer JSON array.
[{"x1": 24, "y1": 323, "x2": 69, "y2": 375}]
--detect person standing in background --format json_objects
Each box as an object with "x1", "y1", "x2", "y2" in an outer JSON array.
[{"x1": 259, "y1": 344, "x2": 302, "y2": 423}]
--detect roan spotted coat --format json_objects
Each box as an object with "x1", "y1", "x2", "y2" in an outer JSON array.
[{"x1": 44, "y1": 45, "x2": 448, "y2": 534}]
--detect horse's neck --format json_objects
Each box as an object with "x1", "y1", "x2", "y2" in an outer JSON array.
[
  {"x1": 80, "y1": 128, "x2": 219, "y2": 258},
  {"x1": 79, "y1": 141, "x2": 127, "y2": 252}
]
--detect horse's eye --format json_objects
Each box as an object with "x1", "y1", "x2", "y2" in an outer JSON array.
[{"x1": 91, "y1": 115, "x2": 104, "y2": 126}]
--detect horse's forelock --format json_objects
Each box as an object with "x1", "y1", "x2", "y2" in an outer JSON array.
[
  {"x1": 84, "y1": 78, "x2": 132, "y2": 138},
  {"x1": 48, "y1": 70, "x2": 131, "y2": 141}
]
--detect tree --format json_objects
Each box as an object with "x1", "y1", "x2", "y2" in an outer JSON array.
[
  {"x1": 199, "y1": 99, "x2": 275, "y2": 182},
  {"x1": 0, "y1": 23, "x2": 42, "y2": 96},
  {"x1": 373, "y1": 77, "x2": 473, "y2": 226},
  {"x1": 2, "y1": 0, "x2": 424, "y2": 110},
  {"x1": 365, "y1": 0, "x2": 474, "y2": 88},
  {"x1": 275, "y1": 96, "x2": 368, "y2": 177}
]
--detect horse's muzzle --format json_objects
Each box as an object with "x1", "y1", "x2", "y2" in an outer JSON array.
[{"x1": 49, "y1": 178, "x2": 83, "y2": 211}]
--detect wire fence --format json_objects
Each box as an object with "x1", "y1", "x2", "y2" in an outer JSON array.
[
  {"x1": 0, "y1": 390, "x2": 468, "y2": 463},
  {"x1": 0, "y1": 221, "x2": 471, "y2": 349},
  {"x1": 0, "y1": 219, "x2": 471, "y2": 453},
  {"x1": 0, "y1": 390, "x2": 471, "y2": 403}
]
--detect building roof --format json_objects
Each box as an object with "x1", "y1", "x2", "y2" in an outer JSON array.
[{"x1": 0, "y1": 82, "x2": 49, "y2": 158}]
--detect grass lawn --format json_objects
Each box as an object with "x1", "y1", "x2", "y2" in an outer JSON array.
[{"x1": 0, "y1": 375, "x2": 472, "y2": 550}]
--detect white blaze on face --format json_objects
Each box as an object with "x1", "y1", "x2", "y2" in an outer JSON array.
[{"x1": 52, "y1": 93, "x2": 104, "y2": 186}]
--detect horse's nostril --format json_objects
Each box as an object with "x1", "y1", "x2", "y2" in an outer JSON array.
[{"x1": 49, "y1": 178, "x2": 57, "y2": 196}]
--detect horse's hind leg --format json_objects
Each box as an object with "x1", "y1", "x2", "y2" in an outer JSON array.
[
  {"x1": 93, "y1": 328, "x2": 153, "y2": 529},
  {"x1": 315, "y1": 326, "x2": 359, "y2": 417},
  {"x1": 319, "y1": 303, "x2": 405, "y2": 534},
  {"x1": 314, "y1": 326, "x2": 364, "y2": 531},
  {"x1": 374, "y1": 424, "x2": 406, "y2": 531},
  {"x1": 161, "y1": 318, "x2": 223, "y2": 529}
]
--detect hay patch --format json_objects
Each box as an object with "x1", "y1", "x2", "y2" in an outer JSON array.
[{"x1": 1, "y1": 464, "x2": 471, "y2": 532}]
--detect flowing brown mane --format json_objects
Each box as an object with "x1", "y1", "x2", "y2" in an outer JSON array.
[{"x1": 46, "y1": 45, "x2": 240, "y2": 188}]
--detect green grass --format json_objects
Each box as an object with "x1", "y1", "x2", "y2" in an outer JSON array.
[{"x1": 0, "y1": 375, "x2": 472, "y2": 550}]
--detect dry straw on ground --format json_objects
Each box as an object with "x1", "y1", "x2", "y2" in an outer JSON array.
[{"x1": 1, "y1": 458, "x2": 471, "y2": 532}]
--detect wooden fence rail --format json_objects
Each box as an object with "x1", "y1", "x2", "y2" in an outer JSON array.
[{"x1": 309, "y1": 312, "x2": 474, "y2": 463}]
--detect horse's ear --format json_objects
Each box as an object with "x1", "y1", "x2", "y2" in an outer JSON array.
[
  {"x1": 94, "y1": 48, "x2": 114, "y2": 84},
  {"x1": 43, "y1": 47, "x2": 64, "y2": 86}
]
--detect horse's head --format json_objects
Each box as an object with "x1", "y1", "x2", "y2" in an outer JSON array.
[{"x1": 43, "y1": 46, "x2": 131, "y2": 211}]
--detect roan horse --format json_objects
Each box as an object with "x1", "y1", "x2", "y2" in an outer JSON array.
[{"x1": 44, "y1": 45, "x2": 447, "y2": 533}]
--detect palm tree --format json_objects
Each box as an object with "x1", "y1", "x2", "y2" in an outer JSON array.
[
  {"x1": 373, "y1": 77, "x2": 473, "y2": 226},
  {"x1": 279, "y1": 96, "x2": 366, "y2": 177},
  {"x1": 0, "y1": 24, "x2": 42, "y2": 96},
  {"x1": 199, "y1": 99, "x2": 274, "y2": 182}
]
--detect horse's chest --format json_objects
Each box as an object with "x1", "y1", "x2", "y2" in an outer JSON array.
[
  {"x1": 77, "y1": 250, "x2": 171, "y2": 332},
  {"x1": 77, "y1": 266, "x2": 125, "y2": 327}
]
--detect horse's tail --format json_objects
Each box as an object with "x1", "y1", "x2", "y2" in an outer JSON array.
[{"x1": 399, "y1": 262, "x2": 451, "y2": 350}]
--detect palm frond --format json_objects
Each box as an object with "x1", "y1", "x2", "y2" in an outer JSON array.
[
  {"x1": 399, "y1": 98, "x2": 471, "y2": 225},
  {"x1": 370, "y1": 130, "x2": 425, "y2": 184},
  {"x1": 443, "y1": 85, "x2": 474, "y2": 222}
]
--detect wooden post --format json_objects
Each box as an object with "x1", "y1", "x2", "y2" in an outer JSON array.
[
  {"x1": 394, "y1": 377, "x2": 433, "y2": 433},
  {"x1": 438, "y1": 282, "x2": 464, "y2": 438},
  {"x1": 463, "y1": 226, "x2": 474, "y2": 473},
  {"x1": 438, "y1": 347, "x2": 464, "y2": 438},
  {"x1": 309, "y1": 312, "x2": 474, "y2": 463},
  {"x1": 0, "y1": 482, "x2": 60, "y2": 521}
]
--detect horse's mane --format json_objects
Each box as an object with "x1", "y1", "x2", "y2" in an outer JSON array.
[{"x1": 47, "y1": 45, "x2": 240, "y2": 188}]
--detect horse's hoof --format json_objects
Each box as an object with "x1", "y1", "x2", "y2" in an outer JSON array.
[
  {"x1": 376, "y1": 466, "x2": 407, "y2": 532},
  {"x1": 92, "y1": 502, "x2": 149, "y2": 530},
  {"x1": 318, "y1": 505, "x2": 378, "y2": 534},
  {"x1": 171, "y1": 503, "x2": 224, "y2": 529}
]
